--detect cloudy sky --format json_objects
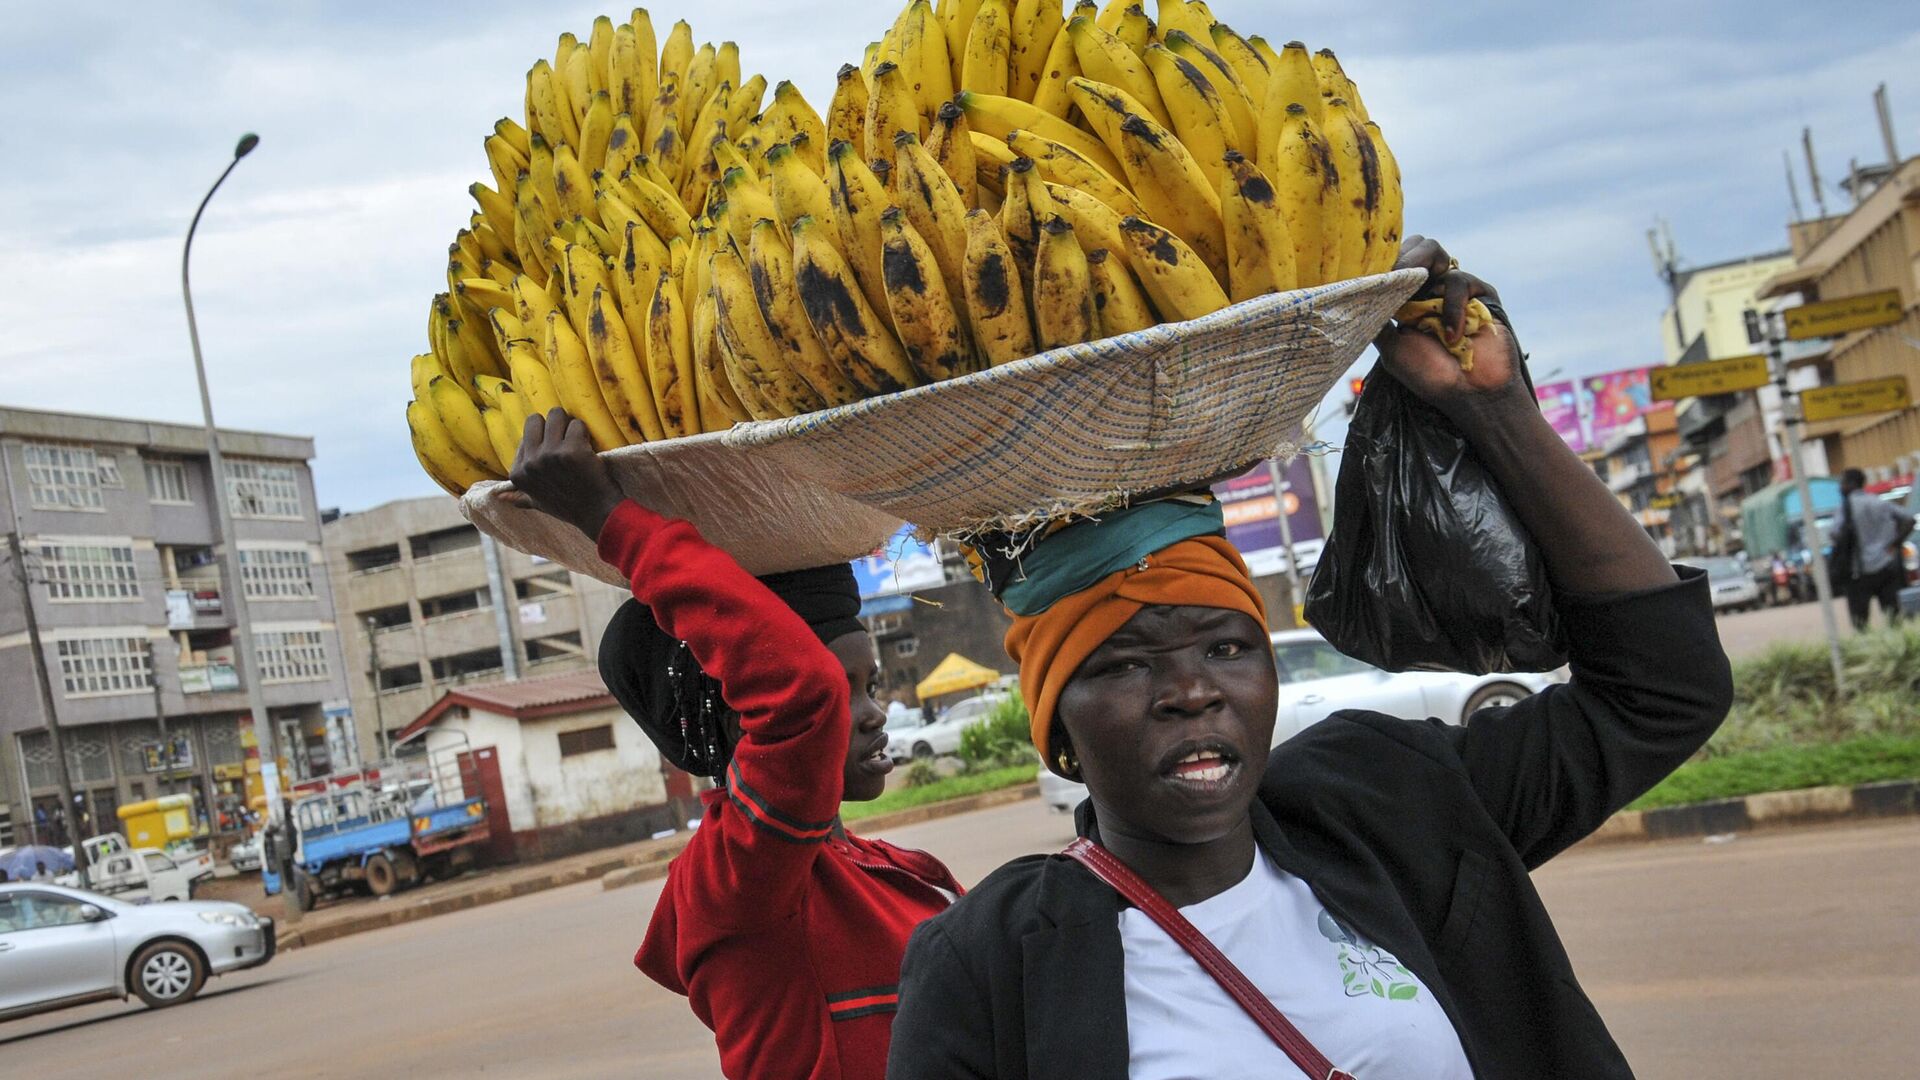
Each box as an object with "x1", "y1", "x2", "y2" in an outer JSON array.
[{"x1": 5, "y1": 1, "x2": 1916, "y2": 515}]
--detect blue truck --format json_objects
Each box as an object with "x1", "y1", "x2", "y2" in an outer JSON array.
[{"x1": 264, "y1": 734, "x2": 491, "y2": 912}]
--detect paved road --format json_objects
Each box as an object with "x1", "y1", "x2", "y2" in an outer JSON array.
[
  {"x1": 5, "y1": 806, "x2": 1914, "y2": 1078},
  {"x1": 1711, "y1": 596, "x2": 1867, "y2": 661}
]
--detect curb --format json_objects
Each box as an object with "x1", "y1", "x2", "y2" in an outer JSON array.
[
  {"x1": 1585, "y1": 779, "x2": 1919, "y2": 846},
  {"x1": 601, "y1": 783, "x2": 1044, "y2": 893}
]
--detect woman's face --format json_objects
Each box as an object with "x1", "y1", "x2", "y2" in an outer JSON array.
[
  {"x1": 1055, "y1": 605, "x2": 1277, "y2": 845},
  {"x1": 830, "y1": 632, "x2": 894, "y2": 803}
]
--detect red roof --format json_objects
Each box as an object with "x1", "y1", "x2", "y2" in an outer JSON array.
[{"x1": 397, "y1": 669, "x2": 618, "y2": 741}]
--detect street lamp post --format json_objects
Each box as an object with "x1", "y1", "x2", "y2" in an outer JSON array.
[{"x1": 181, "y1": 135, "x2": 296, "y2": 906}]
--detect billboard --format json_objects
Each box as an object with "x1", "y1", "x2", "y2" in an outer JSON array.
[
  {"x1": 1534, "y1": 380, "x2": 1586, "y2": 454},
  {"x1": 1213, "y1": 457, "x2": 1324, "y2": 577},
  {"x1": 852, "y1": 525, "x2": 946, "y2": 600},
  {"x1": 1585, "y1": 368, "x2": 1670, "y2": 448}
]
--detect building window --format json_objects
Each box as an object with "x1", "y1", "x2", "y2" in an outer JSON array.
[
  {"x1": 145, "y1": 458, "x2": 192, "y2": 504},
  {"x1": 239, "y1": 547, "x2": 316, "y2": 600},
  {"x1": 55, "y1": 635, "x2": 153, "y2": 696},
  {"x1": 23, "y1": 443, "x2": 105, "y2": 511},
  {"x1": 226, "y1": 459, "x2": 303, "y2": 519},
  {"x1": 558, "y1": 725, "x2": 616, "y2": 757},
  {"x1": 254, "y1": 629, "x2": 330, "y2": 683},
  {"x1": 37, "y1": 541, "x2": 141, "y2": 601},
  {"x1": 894, "y1": 638, "x2": 919, "y2": 657}
]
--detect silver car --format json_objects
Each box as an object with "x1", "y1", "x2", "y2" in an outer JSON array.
[
  {"x1": 0, "y1": 883, "x2": 275, "y2": 1021},
  {"x1": 1040, "y1": 629, "x2": 1564, "y2": 811}
]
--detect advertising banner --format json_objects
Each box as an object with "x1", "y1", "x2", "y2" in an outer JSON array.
[
  {"x1": 852, "y1": 525, "x2": 946, "y2": 599},
  {"x1": 1534, "y1": 380, "x2": 1587, "y2": 454},
  {"x1": 1585, "y1": 368, "x2": 1669, "y2": 449},
  {"x1": 1213, "y1": 457, "x2": 1324, "y2": 577}
]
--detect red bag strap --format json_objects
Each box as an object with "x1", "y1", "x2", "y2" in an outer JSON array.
[{"x1": 1063, "y1": 837, "x2": 1356, "y2": 1080}]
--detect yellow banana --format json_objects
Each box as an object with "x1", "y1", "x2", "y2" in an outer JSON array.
[
  {"x1": 961, "y1": 208, "x2": 1036, "y2": 366},
  {"x1": 1160, "y1": 31, "x2": 1253, "y2": 155},
  {"x1": 505, "y1": 339, "x2": 562, "y2": 417},
  {"x1": 476, "y1": 374, "x2": 532, "y2": 433},
  {"x1": 526, "y1": 60, "x2": 579, "y2": 148},
  {"x1": 456, "y1": 277, "x2": 516, "y2": 321},
  {"x1": 955, "y1": 89, "x2": 1126, "y2": 181},
  {"x1": 480, "y1": 405, "x2": 524, "y2": 475},
  {"x1": 1142, "y1": 44, "x2": 1236, "y2": 188},
  {"x1": 715, "y1": 41, "x2": 742, "y2": 103},
  {"x1": 682, "y1": 44, "x2": 719, "y2": 138},
  {"x1": 511, "y1": 273, "x2": 563, "y2": 340},
  {"x1": 489, "y1": 307, "x2": 533, "y2": 359},
  {"x1": 999, "y1": 156, "x2": 1049, "y2": 270},
  {"x1": 711, "y1": 240, "x2": 825, "y2": 415},
  {"x1": 1108, "y1": 4, "x2": 1153, "y2": 58},
  {"x1": 1030, "y1": 8, "x2": 1084, "y2": 119},
  {"x1": 1154, "y1": 0, "x2": 1214, "y2": 50},
  {"x1": 827, "y1": 64, "x2": 872, "y2": 162},
  {"x1": 825, "y1": 140, "x2": 900, "y2": 336},
  {"x1": 1311, "y1": 49, "x2": 1359, "y2": 118},
  {"x1": 552, "y1": 145, "x2": 598, "y2": 223},
  {"x1": 556, "y1": 241, "x2": 614, "y2": 342},
  {"x1": 768, "y1": 140, "x2": 838, "y2": 243},
  {"x1": 1085, "y1": 247, "x2": 1156, "y2": 334},
  {"x1": 1093, "y1": 0, "x2": 1127, "y2": 32},
  {"x1": 494, "y1": 116, "x2": 532, "y2": 159},
  {"x1": 1005, "y1": 129, "x2": 1141, "y2": 218},
  {"x1": 865, "y1": 61, "x2": 922, "y2": 160},
  {"x1": 962, "y1": 0, "x2": 1013, "y2": 98},
  {"x1": 707, "y1": 270, "x2": 784, "y2": 423},
  {"x1": 482, "y1": 138, "x2": 529, "y2": 213},
  {"x1": 408, "y1": 399, "x2": 493, "y2": 495},
  {"x1": 1220, "y1": 150, "x2": 1297, "y2": 302},
  {"x1": 1208, "y1": 23, "x2": 1269, "y2": 108},
  {"x1": 1117, "y1": 215, "x2": 1229, "y2": 321},
  {"x1": 1259, "y1": 41, "x2": 1323, "y2": 178},
  {"x1": 1321, "y1": 99, "x2": 1376, "y2": 282},
  {"x1": 1009, "y1": 0, "x2": 1066, "y2": 102},
  {"x1": 927, "y1": 100, "x2": 981, "y2": 210},
  {"x1": 691, "y1": 286, "x2": 750, "y2": 428},
  {"x1": 411, "y1": 353, "x2": 448, "y2": 405},
  {"x1": 659, "y1": 20, "x2": 694, "y2": 97},
  {"x1": 880, "y1": 207, "x2": 975, "y2": 383},
  {"x1": 768, "y1": 81, "x2": 830, "y2": 164},
  {"x1": 892, "y1": 131, "x2": 971, "y2": 301},
  {"x1": 968, "y1": 130, "x2": 1018, "y2": 198},
  {"x1": 720, "y1": 165, "x2": 779, "y2": 255},
  {"x1": 580, "y1": 91, "x2": 615, "y2": 173},
  {"x1": 542, "y1": 310, "x2": 626, "y2": 452},
  {"x1": 1066, "y1": 16, "x2": 1171, "y2": 130},
  {"x1": 619, "y1": 168, "x2": 694, "y2": 244},
  {"x1": 562, "y1": 46, "x2": 596, "y2": 133},
  {"x1": 1032, "y1": 215, "x2": 1096, "y2": 350},
  {"x1": 1268, "y1": 103, "x2": 1334, "y2": 288},
  {"x1": 644, "y1": 269, "x2": 702, "y2": 438},
  {"x1": 896, "y1": 0, "x2": 955, "y2": 131},
  {"x1": 1044, "y1": 182, "x2": 1129, "y2": 261},
  {"x1": 609, "y1": 23, "x2": 651, "y2": 119},
  {"x1": 1364, "y1": 120, "x2": 1404, "y2": 276},
  {"x1": 1070, "y1": 79, "x2": 1227, "y2": 284},
  {"x1": 939, "y1": 0, "x2": 984, "y2": 85},
  {"x1": 470, "y1": 220, "x2": 513, "y2": 267},
  {"x1": 453, "y1": 307, "x2": 505, "y2": 379},
  {"x1": 512, "y1": 173, "x2": 553, "y2": 287},
  {"x1": 427, "y1": 376, "x2": 503, "y2": 473},
  {"x1": 747, "y1": 219, "x2": 864, "y2": 407},
  {"x1": 729, "y1": 76, "x2": 770, "y2": 143},
  {"x1": 586, "y1": 282, "x2": 666, "y2": 442},
  {"x1": 791, "y1": 215, "x2": 921, "y2": 394}
]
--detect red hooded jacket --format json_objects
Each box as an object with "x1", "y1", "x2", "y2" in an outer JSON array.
[{"x1": 598, "y1": 501, "x2": 962, "y2": 1079}]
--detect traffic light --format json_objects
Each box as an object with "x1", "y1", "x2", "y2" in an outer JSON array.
[{"x1": 1349, "y1": 377, "x2": 1367, "y2": 398}]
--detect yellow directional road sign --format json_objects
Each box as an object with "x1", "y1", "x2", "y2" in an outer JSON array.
[
  {"x1": 1784, "y1": 289, "x2": 1904, "y2": 341},
  {"x1": 1649, "y1": 354, "x2": 1770, "y2": 402},
  {"x1": 1800, "y1": 376, "x2": 1911, "y2": 423}
]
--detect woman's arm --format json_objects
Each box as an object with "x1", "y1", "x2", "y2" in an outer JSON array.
[
  {"x1": 1377, "y1": 244, "x2": 1734, "y2": 864},
  {"x1": 510, "y1": 410, "x2": 847, "y2": 917}
]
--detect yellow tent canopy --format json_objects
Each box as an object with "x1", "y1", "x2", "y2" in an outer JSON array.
[{"x1": 915, "y1": 653, "x2": 1002, "y2": 700}]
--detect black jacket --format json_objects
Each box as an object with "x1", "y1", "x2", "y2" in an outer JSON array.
[{"x1": 889, "y1": 569, "x2": 1732, "y2": 1079}]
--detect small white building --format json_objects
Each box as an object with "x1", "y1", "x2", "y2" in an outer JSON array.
[{"x1": 398, "y1": 670, "x2": 698, "y2": 861}]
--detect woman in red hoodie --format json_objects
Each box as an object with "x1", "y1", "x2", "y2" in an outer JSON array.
[{"x1": 506, "y1": 411, "x2": 962, "y2": 1080}]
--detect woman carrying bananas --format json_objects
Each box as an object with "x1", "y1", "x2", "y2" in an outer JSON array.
[
  {"x1": 504, "y1": 414, "x2": 961, "y2": 1080},
  {"x1": 886, "y1": 240, "x2": 1736, "y2": 1080}
]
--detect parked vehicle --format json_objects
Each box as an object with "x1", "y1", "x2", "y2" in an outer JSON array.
[
  {"x1": 1740, "y1": 478, "x2": 1840, "y2": 565},
  {"x1": 889, "y1": 692, "x2": 1013, "y2": 762},
  {"x1": 228, "y1": 835, "x2": 262, "y2": 874},
  {"x1": 1678, "y1": 556, "x2": 1763, "y2": 612},
  {"x1": 55, "y1": 834, "x2": 211, "y2": 904},
  {"x1": 264, "y1": 734, "x2": 490, "y2": 912},
  {"x1": 0, "y1": 882, "x2": 274, "y2": 1021},
  {"x1": 1040, "y1": 628, "x2": 1563, "y2": 811}
]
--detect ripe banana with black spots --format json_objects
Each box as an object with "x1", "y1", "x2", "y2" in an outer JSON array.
[
  {"x1": 1220, "y1": 150, "x2": 1297, "y2": 302},
  {"x1": 1085, "y1": 247, "x2": 1156, "y2": 334},
  {"x1": 747, "y1": 219, "x2": 865, "y2": 407},
  {"x1": 880, "y1": 207, "x2": 975, "y2": 383},
  {"x1": 792, "y1": 214, "x2": 922, "y2": 394},
  {"x1": 961, "y1": 208, "x2": 1035, "y2": 366},
  {"x1": 1032, "y1": 215, "x2": 1096, "y2": 349},
  {"x1": 1117, "y1": 216, "x2": 1228, "y2": 322}
]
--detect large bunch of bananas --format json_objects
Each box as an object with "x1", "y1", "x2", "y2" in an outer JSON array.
[{"x1": 409, "y1": 1, "x2": 1404, "y2": 497}]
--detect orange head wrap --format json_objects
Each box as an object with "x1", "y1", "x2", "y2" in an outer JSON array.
[{"x1": 1003, "y1": 536, "x2": 1267, "y2": 776}]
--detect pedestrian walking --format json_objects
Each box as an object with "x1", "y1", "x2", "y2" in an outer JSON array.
[
  {"x1": 1836, "y1": 469, "x2": 1914, "y2": 631},
  {"x1": 888, "y1": 242, "x2": 1736, "y2": 1080},
  {"x1": 504, "y1": 412, "x2": 962, "y2": 1080}
]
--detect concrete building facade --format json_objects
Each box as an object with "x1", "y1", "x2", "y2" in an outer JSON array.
[
  {"x1": 0, "y1": 406, "x2": 352, "y2": 850},
  {"x1": 321, "y1": 496, "x2": 629, "y2": 754}
]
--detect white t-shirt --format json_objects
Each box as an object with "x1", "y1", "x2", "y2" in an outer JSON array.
[{"x1": 1120, "y1": 852, "x2": 1473, "y2": 1080}]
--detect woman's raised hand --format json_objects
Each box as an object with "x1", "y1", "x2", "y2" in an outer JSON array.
[
  {"x1": 1374, "y1": 236, "x2": 1521, "y2": 425},
  {"x1": 502, "y1": 408, "x2": 627, "y2": 540}
]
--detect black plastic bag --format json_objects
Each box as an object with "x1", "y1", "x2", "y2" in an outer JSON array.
[{"x1": 1303, "y1": 361, "x2": 1566, "y2": 674}]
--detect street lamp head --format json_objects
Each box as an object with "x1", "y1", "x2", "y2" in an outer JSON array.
[{"x1": 234, "y1": 133, "x2": 260, "y2": 159}]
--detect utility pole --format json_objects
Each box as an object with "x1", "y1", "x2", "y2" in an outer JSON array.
[
  {"x1": 1873, "y1": 83, "x2": 1900, "y2": 167},
  {"x1": 365, "y1": 616, "x2": 390, "y2": 761},
  {"x1": 147, "y1": 639, "x2": 174, "y2": 797},
  {"x1": 6, "y1": 531, "x2": 90, "y2": 887},
  {"x1": 1266, "y1": 458, "x2": 1303, "y2": 621},
  {"x1": 1802, "y1": 127, "x2": 1830, "y2": 219},
  {"x1": 1765, "y1": 317, "x2": 1847, "y2": 694}
]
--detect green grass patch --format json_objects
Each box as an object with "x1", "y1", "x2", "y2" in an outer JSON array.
[
  {"x1": 1628, "y1": 735, "x2": 1920, "y2": 811},
  {"x1": 841, "y1": 764, "x2": 1037, "y2": 822}
]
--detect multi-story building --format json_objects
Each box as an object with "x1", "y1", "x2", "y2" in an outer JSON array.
[
  {"x1": 321, "y1": 496, "x2": 629, "y2": 754},
  {"x1": 1761, "y1": 155, "x2": 1920, "y2": 483},
  {"x1": 0, "y1": 406, "x2": 352, "y2": 850}
]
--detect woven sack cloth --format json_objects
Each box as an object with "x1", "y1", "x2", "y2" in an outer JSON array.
[{"x1": 462, "y1": 268, "x2": 1425, "y2": 583}]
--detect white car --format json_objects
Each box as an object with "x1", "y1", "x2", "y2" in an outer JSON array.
[
  {"x1": 1677, "y1": 556, "x2": 1763, "y2": 613},
  {"x1": 0, "y1": 882, "x2": 275, "y2": 1021},
  {"x1": 1040, "y1": 629, "x2": 1564, "y2": 811},
  {"x1": 888, "y1": 692, "x2": 1013, "y2": 763}
]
